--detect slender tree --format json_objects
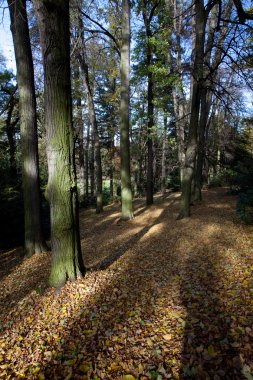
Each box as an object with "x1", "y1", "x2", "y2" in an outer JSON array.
[
  {"x1": 33, "y1": 0, "x2": 85, "y2": 287},
  {"x1": 178, "y1": 0, "x2": 206, "y2": 218},
  {"x1": 120, "y1": 0, "x2": 134, "y2": 219},
  {"x1": 8, "y1": 0, "x2": 48, "y2": 256}
]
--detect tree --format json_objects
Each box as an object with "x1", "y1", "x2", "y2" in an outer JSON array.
[
  {"x1": 33, "y1": 0, "x2": 85, "y2": 287},
  {"x1": 120, "y1": 0, "x2": 134, "y2": 219},
  {"x1": 178, "y1": 0, "x2": 206, "y2": 218},
  {"x1": 75, "y1": 11, "x2": 103, "y2": 213},
  {"x1": 8, "y1": 0, "x2": 48, "y2": 256}
]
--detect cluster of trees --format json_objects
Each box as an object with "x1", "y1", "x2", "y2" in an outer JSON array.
[{"x1": 0, "y1": 0, "x2": 252, "y2": 287}]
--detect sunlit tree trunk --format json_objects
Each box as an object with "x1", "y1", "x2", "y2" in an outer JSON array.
[
  {"x1": 33, "y1": 0, "x2": 85, "y2": 287},
  {"x1": 8, "y1": 0, "x2": 47, "y2": 256},
  {"x1": 120, "y1": 0, "x2": 133, "y2": 219}
]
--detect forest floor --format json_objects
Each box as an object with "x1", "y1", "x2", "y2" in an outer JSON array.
[{"x1": 1, "y1": 188, "x2": 253, "y2": 380}]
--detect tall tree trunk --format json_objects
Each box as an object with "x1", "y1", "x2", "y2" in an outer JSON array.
[
  {"x1": 146, "y1": 49, "x2": 154, "y2": 205},
  {"x1": 77, "y1": 96, "x2": 86, "y2": 204},
  {"x1": 33, "y1": 0, "x2": 85, "y2": 287},
  {"x1": 76, "y1": 17, "x2": 103, "y2": 213},
  {"x1": 142, "y1": 1, "x2": 155, "y2": 205},
  {"x1": 8, "y1": 0, "x2": 47, "y2": 256},
  {"x1": 178, "y1": 0, "x2": 206, "y2": 218},
  {"x1": 194, "y1": 0, "x2": 233, "y2": 201},
  {"x1": 109, "y1": 133, "x2": 115, "y2": 198},
  {"x1": 172, "y1": 0, "x2": 185, "y2": 185},
  {"x1": 85, "y1": 121, "x2": 90, "y2": 198},
  {"x1": 161, "y1": 115, "x2": 167, "y2": 195},
  {"x1": 120, "y1": 0, "x2": 133, "y2": 220}
]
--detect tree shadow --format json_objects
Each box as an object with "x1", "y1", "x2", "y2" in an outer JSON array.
[
  {"x1": 3, "y1": 188, "x2": 253, "y2": 379},
  {"x1": 40, "y1": 193, "x2": 183, "y2": 379},
  {"x1": 179, "y1": 248, "x2": 242, "y2": 379},
  {"x1": 0, "y1": 247, "x2": 25, "y2": 281},
  {"x1": 0, "y1": 253, "x2": 50, "y2": 322},
  {"x1": 88, "y1": 196, "x2": 177, "y2": 271}
]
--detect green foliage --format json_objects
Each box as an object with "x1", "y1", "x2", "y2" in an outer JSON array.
[
  {"x1": 102, "y1": 186, "x2": 112, "y2": 206},
  {"x1": 168, "y1": 171, "x2": 180, "y2": 191},
  {"x1": 208, "y1": 170, "x2": 235, "y2": 188},
  {"x1": 237, "y1": 190, "x2": 253, "y2": 224}
]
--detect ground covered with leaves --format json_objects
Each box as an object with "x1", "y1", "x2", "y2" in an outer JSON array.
[{"x1": 1, "y1": 188, "x2": 253, "y2": 380}]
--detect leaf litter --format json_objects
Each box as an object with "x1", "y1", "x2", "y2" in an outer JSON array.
[{"x1": 0, "y1": 188, "x2": 253, "y2": 379}]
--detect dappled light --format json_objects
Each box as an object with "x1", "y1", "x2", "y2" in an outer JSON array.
[{"x1": 1, "y1": 189, "x2": 253, "y2": 378}]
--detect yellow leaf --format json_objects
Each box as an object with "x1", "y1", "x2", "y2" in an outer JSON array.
[
  {"x1": 83, "y1": 329, "x2": 94, "y2": 335},
  {"x1": 33, "y1": 367, "x2": 41, "y2": 375},
  {"x1": 123, "y1": 375, "x2": 136, "y2": 380},
  {"x1": 163, "y1": 334, "x2": 172, "y2": 341},
  {"x1": 147, "y1": 338, "x2": 153, "y2": 346}
]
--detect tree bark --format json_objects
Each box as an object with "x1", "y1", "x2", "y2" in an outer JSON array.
[
  {"x1": 178, "y1": 0, "x2": 206, "y2": 218},
  {"x1": 120, "y1": 0, "x2": 134, "y2": 219},
  {"x1": 8, "y1": 0, "x2": 48, "y2": 256},
  {"x1": 33, "y1": 0, "x2": 85, "y2": 287}
]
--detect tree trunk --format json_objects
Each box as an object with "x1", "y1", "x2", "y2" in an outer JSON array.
[
  {"x1": 76, "y1": 17, "x2": 103, "y2": 213},
  {"x1": 85, "y1": 121, "x2": 90, "y2": 198},
  {"x1": 77, "y1": 96, "x2": 86, "y2": 204},
  {"x1": 142, "y1": 2, "x2": 155, "y2": 206},
  {"x1": 194, "y1": 0, "x2": 233, "y2": 201},
  {"x1": 161, "y1": 116, "x2": 167, "y2": 195},
  {"x1": 33, "y1": 0, "x2": 85, "y2": 287},
  {"x1": 120, "y1": 0, "x2": 133, "y2": 220},
  {"x1": 8, "y1": 0, "x2": 47, "y2": 256},
  {"x1": 178, "y1": 0, "x2": 206, "y2": 218},
  {"x1": 172, "y1": 0, "x2": 185, "y2": 185},
  {"x1": 146, "y1": 48, "x2": 154, "y2": 205}
]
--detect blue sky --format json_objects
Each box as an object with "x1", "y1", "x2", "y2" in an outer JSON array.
[{"x1": 0, "y1": 2, "x2": 16, "y2": 72}]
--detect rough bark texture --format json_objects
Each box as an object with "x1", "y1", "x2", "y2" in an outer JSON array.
[
  {"x1": 8, "y1": 0, "x2": 47, "y2": 256},
  {"x1": 33, "y1": 0, "x2": 85, "y2": 287},
  {"x1": 120, "y1": 0, "x2": 134, "y2": 220},
  {"x1": 178, "y1": 0, "x2": 206, "y2": 218}
]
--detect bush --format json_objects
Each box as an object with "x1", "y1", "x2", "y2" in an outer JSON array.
[
  {"x1": 102, "y1": 187, "x2": 113, "y2": 206},
  {"x1": 168, "y1": 171, "x2": 181, "y2": 191},
  {"x1": 209, "y1": 170, "x2": 235, "y2": 188},
  {"x1": 237, "y1": 190, "x2": 253, "y2": 224}
]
